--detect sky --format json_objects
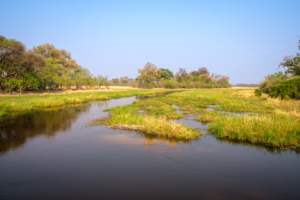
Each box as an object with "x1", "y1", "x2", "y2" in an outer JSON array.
[{"x1": 1, "y1": 0, "x2": 299, "y2": 84}]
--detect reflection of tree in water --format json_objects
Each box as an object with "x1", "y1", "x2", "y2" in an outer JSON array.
[
  {"x1": 0, "y1": 104, "x2": 91, "y2": 155},
  {"x1": 214, "y1": 135, "x2": 300, "y2": 154},
  {"x1": 134, "y1": 91, "x2": 177, "y2": 101},
  {"x1": 94, "y1": 101, "x2": 108, "y2": 107}
]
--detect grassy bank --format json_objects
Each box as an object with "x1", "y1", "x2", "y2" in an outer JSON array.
[
  {"x1": 92, "y1": 89, "x2": 300, "y2": 148},
  {"x1": 0, "y1": 89, "x2": 178, "y2": 115}
]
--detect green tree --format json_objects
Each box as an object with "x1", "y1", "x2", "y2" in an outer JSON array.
[
  {"x1": 6, "y1": 72, "x2": 39, "y2": 93},
  {"x1": 279, "y1": 40, "x2": 300, "y2": 76},
  {"x1": 0, "y1": 36, "x2": 45, "y2": 92},
  {"x1": 160, "y1": 68, "x2": 174, "y2": 80},
  {"x1": 138, "y1": 62, "x2": 161, "y2": 84},
  {"x1": 198, "y1": 67, "x2": 209, "y2": 75},
  {"x1": 32, "y1": 43, "x2": 78, "y2": 72}
]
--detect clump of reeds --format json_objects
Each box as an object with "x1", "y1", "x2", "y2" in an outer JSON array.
[
  {"x1": 209, "y1": 114, "x2": 300, "y2": 147},
  {"x1": 196, "y1": 111, "x2": 221, "y2": 122},
  {"x1": 142, "y1": 116, "x2": 200, "y2": 139},
  {"x1": 95, "y1": 114, "x2": 200, "y2": 140}
]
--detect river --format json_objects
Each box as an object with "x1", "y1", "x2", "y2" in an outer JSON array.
[{"x1": 0, "y1": 97, "x2": 299, "y2": 200}]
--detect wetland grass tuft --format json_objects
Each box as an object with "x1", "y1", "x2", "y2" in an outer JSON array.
[{"x1": 209, "y1": 114, "x2": 300, "y2": 147}]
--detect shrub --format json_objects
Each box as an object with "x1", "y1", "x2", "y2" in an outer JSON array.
[
  {"x1": 269, "y1": 77, "x2": 300, "y2": 99},
  {"x1": 165, "y1": 80, "x2": 175, "y2": 89},
  {"x1": 144, "y1": 83, "x2": 155, "y2": 89},
  {"x1": 254, "y1": 89, "x2": 262, "y2": 97},
  {"x1": 206, "y1": 83, "x2": 214, "y2": 88},
  {"x1": 260, "y1": 71, "x2": 289, "y2": 93}
]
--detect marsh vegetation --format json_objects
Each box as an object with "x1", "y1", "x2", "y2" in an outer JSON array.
[{"x1": 91, "y1": 89, "x2": 300, "y2": 149}]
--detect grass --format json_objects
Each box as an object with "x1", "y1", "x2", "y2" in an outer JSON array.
[
  {"x1": 209, "y1": 114, "x2": 300, "y2": 147},
  {"x1": 0, "y1": 89, "x2": 178, "y2": 112},
  {"x1": 92, "y1": 88, "x2": 300, "y2": 148},
  {"x1": 89, "y1": 97, "x2": 200, "y2": 140}
]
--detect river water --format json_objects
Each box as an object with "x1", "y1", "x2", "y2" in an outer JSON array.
[{"x1": 0, "y1": 97, "x2": 299, "y2": 200}]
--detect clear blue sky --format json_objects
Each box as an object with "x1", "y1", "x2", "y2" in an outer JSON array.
[{"x1": 1, "y1": 0, "x2": 299, "y2": 84}]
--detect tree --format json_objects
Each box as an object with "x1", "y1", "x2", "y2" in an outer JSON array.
[
  {"x1": 6, "y1": 72, "x2": 39, "y2": 93},
  {"x1": 0, "y1": 36, "x2": 45, "y2": 92},
  {"x1": 160, "y1": 68, "x2": 174, "y2": 80},
  {"x1": 279, "y1": 56, "x2": 300, "y2": 76},
  {"x1": 175, "y1": 68, "x2": 187, "y2": 82},
  {"x1": 198, "y1": 67, "x2": 209, "y2": 75},
  {"x1": 96, "y1": 75, "x2": 108, "y2": 88},
  {"x1": 176, "y1": 68, "x2": 187, "y2": 77},
  {"x1": 32, "y1": 43, "x2": 78, "y2": 73},
  {"x1": 138, "y1": 62, "x2": 161, "y2": 84},
  {"x1": 200, "y1": 74, "x2": 214, "y2": 83},
  {"x1": 36, "y1": 61, "x2": 61, "y2": 90},
  {"x1": 279, "y1": 40, "x2": 300, "y2": 76},
  {"x1": 111, "y1": 78, "x2": 119, "y2": 85},
  {"x1": 190, "y1": 71, "x2": 200, "y2": 76},
  {"x1": 216, "y1": 75, "x2": 230, "y2": 86}
]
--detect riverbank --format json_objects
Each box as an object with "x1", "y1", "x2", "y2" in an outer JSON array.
[{"x1": 0, "y1": 89, "x2": 176, "y2": 114}]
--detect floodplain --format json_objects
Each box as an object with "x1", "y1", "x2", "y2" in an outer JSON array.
[
  {"x1": 1, "y1": 88, "x2": 300, "y2": 199},
  {"x1": 91, "y1": 89, "x2": 300, "y2": 149}
]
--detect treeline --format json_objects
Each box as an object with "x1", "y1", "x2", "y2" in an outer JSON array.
[
  {"x1": 133, "y1": 62, "x2": 231, "y2": 89},
  {"x1": 255, "y1": 40, "x2": 300, "y2": 99},
  {"x1": 0, "y1": 36, "x2": 230, "y2": 93},
  {"x1": 236, "y1": 83, "x2": 258, "y2": 87},
  {"x1": 0, "y1": 36, "x2": 112, "y2": 93}
]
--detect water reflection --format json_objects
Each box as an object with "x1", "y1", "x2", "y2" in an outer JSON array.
[
  {"x1": 0, "y1": 104, "x2": 90, "y2": 155},
  {"x1": 214, "y1": 135, "x2": 300, "y2": 154}
]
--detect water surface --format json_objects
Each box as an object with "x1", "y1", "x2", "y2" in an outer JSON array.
[{"x1": 0, "y1": 97, "x2": 299, "y2": 200}]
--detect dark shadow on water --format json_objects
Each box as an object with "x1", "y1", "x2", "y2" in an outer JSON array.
[
  {"x1": 214, "y1": 135, "x2": 300, "y2": 154},
  {"x1": 0, "y1": 104, "x2": 91, "y2": 155}
]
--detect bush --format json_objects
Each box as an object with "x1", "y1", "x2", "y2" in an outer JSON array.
[
  {"x1": 144, "y1": 83, "x2": 155, "y2": 89},
  {"x1": 269, "y1": 77, "x2": 300, "y2": 99},
  {"x1": 254, "y1": 89, "x2": 262, "y2": 97},
  {"x1": 206, "y1": 83, "x2": 214, "y2": 88},
  {"x1": 165, "y1": 80, "x2": 175, "y2": 89},
  {"x1": 260, "y1": 71, "x2": 289, "y2": 93}
]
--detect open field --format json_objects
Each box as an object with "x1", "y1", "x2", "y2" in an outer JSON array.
[
  {"x1": 0, "y1": 86, "x2": 137, "y2": 96},
  {"x1": 92, "y1": 89, "x2": 300, "y2": 148},
  {"x1": 0, "y1": 89, "x2": 175, "y2": 115},
  {"x1": 0, "y1": 86, "x2": 255, "y2": 97}
]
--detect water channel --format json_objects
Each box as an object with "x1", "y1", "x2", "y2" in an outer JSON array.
[{"x1": 0, "y1": 96, "x2": 299, "y2": 199}]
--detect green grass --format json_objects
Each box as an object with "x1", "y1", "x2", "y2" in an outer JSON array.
[
  {"x1": 0, "y1": 89, "x2": 178, "y2": 112},
  {"x1": 91, "y1": 97, "x2": 199, "y2": 140},
  {"x1": 209, "y1": 114, "x2": 300, "y2": 147},
  {"x1": 93, "y1": 88, "x2": 300, "y2": 148}
]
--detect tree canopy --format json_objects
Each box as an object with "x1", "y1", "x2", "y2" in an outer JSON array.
[
  {"x1": 279, "y1": 40, "x2": 300, "y2": 76},
  {"x1": 160, "y1": 68, "x2": 174, "y2": 80},
  {"x1": 138, "y1": 62, "x2": 161, "y2": 84}
]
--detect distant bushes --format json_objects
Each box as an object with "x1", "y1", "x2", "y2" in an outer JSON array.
[
  {"x1": 269, "y1": 77, "x2": 300, "y2": 99},
  {"x1": 136, "y1": 65, "x2": 232, "y2": 89}
]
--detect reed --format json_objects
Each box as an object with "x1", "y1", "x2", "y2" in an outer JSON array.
[{"x1": 209, "y1": 114, "x2": 300, "y2": 147}]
